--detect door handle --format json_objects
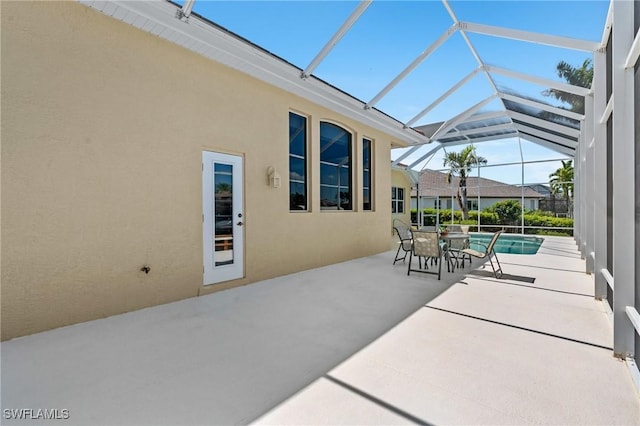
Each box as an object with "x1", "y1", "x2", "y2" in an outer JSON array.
[{"x1": 237, "y1": 221, "x2": 244, "y2": 226}]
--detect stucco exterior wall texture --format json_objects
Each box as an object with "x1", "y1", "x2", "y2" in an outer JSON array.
[{"x1": 1, "y1": 2, "x2": 397, "y2": 340}]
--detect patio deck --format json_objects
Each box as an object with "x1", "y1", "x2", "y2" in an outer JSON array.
[{"x1": 2, "y1": 236, "x2": 638, "y2": 425}]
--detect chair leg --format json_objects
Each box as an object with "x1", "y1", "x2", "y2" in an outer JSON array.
[
  {"x1": 423, "y1": 257, "x2": 431, "y2": 269},
  {"x1": 393, "y1": 244, "x2": 402, "y2": 265},
  {"x1": 437, "y1": 254, "x2": 442, "y2": 280},
  {"x1": 489, "y1": 251, "x2": 503, "y2": 278},
  {"x1": 493, "y1": 250, "x2": 503, "y2": 278},
  {"x1": 394, "y1": 244, "x2": 409, "y2": 265},
  {"x1": 407, "y1": 251, "x2": 413, "y2": 275}
]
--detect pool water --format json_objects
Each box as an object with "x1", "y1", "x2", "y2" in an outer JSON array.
[{"x1": 468, "y1": 233, "x2": 544, "y2": 255}]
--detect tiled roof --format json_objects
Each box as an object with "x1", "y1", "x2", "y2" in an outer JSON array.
[{"x1": 414, "y1": 169, "x2": 544, "y2": 198}]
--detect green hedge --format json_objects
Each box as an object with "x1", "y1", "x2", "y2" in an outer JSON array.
[{"x1": 411, "y1": 208, "x2": 574, "y2": 236}]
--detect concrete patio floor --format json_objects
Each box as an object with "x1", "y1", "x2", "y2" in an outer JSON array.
[{"x1": 2, "y1": 236, "x2": 639, "y2": 425}]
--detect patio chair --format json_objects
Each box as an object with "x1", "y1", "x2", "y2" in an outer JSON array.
[
  {"x1": 407, "y1": 231, "x2": 444, "y2": 280},
  {"x1": 462, "y1": 230, "x2": 504, "y2": 278},
  {"x1": 392, "y1": 219, "x2": 414, "y2": 265}
]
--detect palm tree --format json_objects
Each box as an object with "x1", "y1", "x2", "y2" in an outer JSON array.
[
  {"x1": 549, "y1": 160, "x2": 574, "y2": 218},
  {"x1": 443, "y1": 145, "x2": 487, "y2": 220},
  {"x1": 543, "y1": 59, "x2": 593, "y2": 114}
]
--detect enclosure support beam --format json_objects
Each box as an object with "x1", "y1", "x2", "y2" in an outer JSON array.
[
  {"x1": 507, "y1": 110, "x2": 580, "y2": 139},
  {"x1": 511, "y1": 124, "x2": 577, "y2": 150},
  {"x1": 574, "y1": 131, "x2": 582, "y2": 251},
  {"x1": 405, "y1": 67, "x2": 481, "y2": 128},
  {"x1": 367, "y1": 24, "x2": 458, "y2": 109},
  {"x1": 461, "y1": 21, "x2": 600, "y2": 52},
  {"x1": 487, "y1": 66, "x2": 590, "y2": 97},
  {"x1": 392, "y1": 145, "x2": 426, "y2": 167},
  {"x1": 611, "y1": 0, "x2": 635, "y2": 359},
  {"x1": 592, "y1": 50, "x2": 608, "y2": 300},
  {"x1": 498, "y1": 92, "x2": 584, "y2": 121},
  {"x1": 176, "y1": 0, "x2": 195, "y2": 19},
  {"x1": 439, "y1": 132, "x2": 518, "y2": 146},
  {"x1": 583, "y1": 94, "x2": 595, "y2": 273},
  {"x1": 518, "y1": 134, "x2": 575, "y2": 157},
  {"x1": 301, "y1": 0, "x2": 371, "y2": 79}
]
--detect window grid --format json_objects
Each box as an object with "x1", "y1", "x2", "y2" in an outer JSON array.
[
  {"x1": 363, "y1": 138, "x2": 372, "y2": 211},
  {"x1": 289, "y1": 112, "x2": 307, "y2": 211},
  {"x1": 392, "y1": 187, "x2": 404, "y2": 214},
  {"x1": 320, "y1": 122, "x2": 352, "y2": 210}
]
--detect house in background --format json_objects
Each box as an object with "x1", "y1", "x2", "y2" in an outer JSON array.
[
  {"x1": 411, "y1": 169, "x2": 545, "y2": 213},
  {"x1": 520, "y1": 183, "x2": 570, "y2": 217},
  {"x1": 1, "y1": 1, "x2": 427, "y2": 340}
]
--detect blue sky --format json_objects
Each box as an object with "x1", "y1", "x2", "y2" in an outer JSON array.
[{"x1": 181, "y1": 0, "x2": 610, "y2": 185}]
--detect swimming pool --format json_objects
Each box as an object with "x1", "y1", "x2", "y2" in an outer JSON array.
[{"x1": 468, "y1": 233, "x2": 544, "y2": 255}]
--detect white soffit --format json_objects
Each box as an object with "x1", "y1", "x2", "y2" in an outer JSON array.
[{"x1": 78, "y1": 0, "x2": 429, "y2": 146}]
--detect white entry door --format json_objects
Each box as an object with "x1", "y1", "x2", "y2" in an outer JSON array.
[{"x1": 202, "y1": 151, "x2": 244, "y2": 285}]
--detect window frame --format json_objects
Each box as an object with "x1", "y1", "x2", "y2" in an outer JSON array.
[
  {"x1": 289, "y1": 111, "x2": 308, "y2": 211},
  {"x1": 391, "y1": 186, "x2": 405, "y2": 214},
  {"x1": 362, "y1": 137, "x2": 373, "y2": 211},
  {"x1": 466, "y1": 199, "x2": 478, "y2": 211},
  {"x1": 319, "y1": 121, "x2": 353, "y2": 211}
]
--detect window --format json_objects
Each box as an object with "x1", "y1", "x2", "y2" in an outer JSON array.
[
  {"x1": 466, "y1": 200, "x2": 478, "y2": 211},
  {"x1": 289, "y1": 112, "x2": 307, "y2": 210},
  {"x1": 392, "y1": 187, "x2": 404, "y2": 214},
  {"x1": 320, "y1": 122, "x2": 352, "y2": 210},
  {"x1": 434, "y1": 199, "x2": 451, "y2": 209},
  {"x1": 362, "y1": 138, "x2": 373, "y2": 210}
]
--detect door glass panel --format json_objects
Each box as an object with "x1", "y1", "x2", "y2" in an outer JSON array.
[{"x1": 214, "y1": 163, "x2": 234, "y2": 266}]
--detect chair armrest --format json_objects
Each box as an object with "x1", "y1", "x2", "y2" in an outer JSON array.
[{"x1": 474, "y1": 241, "x2": 488, "y2": 251}]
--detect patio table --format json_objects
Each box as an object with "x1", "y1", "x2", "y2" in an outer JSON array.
[{"x1": 440, "y1": 233, "x2": 470, "y2": 272}]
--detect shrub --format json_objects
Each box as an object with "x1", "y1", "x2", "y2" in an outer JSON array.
[
  {"x1": 411, "y1": 207, "x2": 573, "y2": 236},
  {"x1": 530, "y1": 210, "x2": 556, "y2": 217},
  {"x1": 491, "y1": 200, "x2": 522, "y2": 226}
]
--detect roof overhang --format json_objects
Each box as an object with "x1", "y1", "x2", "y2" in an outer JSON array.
[{"x1": 79, "y1": 0, "x2": 429, "y2": 146}]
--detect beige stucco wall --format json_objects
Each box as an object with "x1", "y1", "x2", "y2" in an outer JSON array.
[{"x1": 1, "y1": 1, "x2": 403, "y2": 340}]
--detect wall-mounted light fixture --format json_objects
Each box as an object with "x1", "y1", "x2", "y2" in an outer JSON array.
[{"x1": 267, "y1": 167, "x2": 281, "y2": 188}]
